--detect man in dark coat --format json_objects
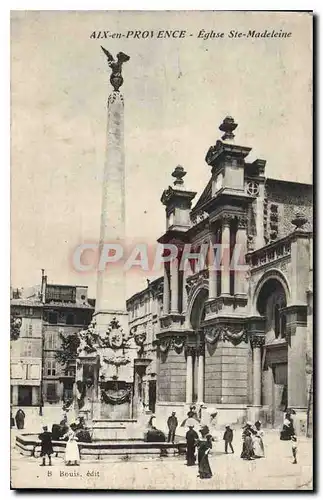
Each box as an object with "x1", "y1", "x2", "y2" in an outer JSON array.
[
  {"x1": 223, "y1": 425, "x2": 234, "y2": 454},
  {"x1": 15, "y1": 409, "x2": 25, "y2": 429},
  {"x1": 167, "y1": 411, "x2": 178, "y2": 443},
  {"x1": 39, "y1": 426, "x2": 53, "y2": 466},
  {"x1": 186, "y1": 425, "x2": 198, "y2": 466}
]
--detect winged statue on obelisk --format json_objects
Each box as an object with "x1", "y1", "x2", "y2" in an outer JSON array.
[{"x1": 101, "y1": 46, "x2": 130, "y2": 91}]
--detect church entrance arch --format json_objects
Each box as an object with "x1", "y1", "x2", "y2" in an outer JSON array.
[
  {"x1": 190, "y1": 288, "x2": 208, "y2": 331},
  {"x1": 256, "y1": 278, "x2": 288, "y2": 428},
  {"x1": 189, "y1": 288, "x2": 208, "y2": 403}
]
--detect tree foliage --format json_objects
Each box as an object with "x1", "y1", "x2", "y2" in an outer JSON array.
[
  {"x1": 11, "y1": 314, "x2": 22, "y2": 341},
  {"x1": 55, "y1": 331, "x2": 80, "y2": 370}
]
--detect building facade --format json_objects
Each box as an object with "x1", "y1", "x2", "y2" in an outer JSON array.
[
  {"x1": 126, "y1": 277, "x2": 163, "y2": 416},
  {"x1": 11, "y1": 297, "x2": 43, "y2": 407},
  {"x1": 10, "y1": 276, "x2": 94, "y2": 410},
  {"x1": 153, "y1": 117, "x2": 313, "y2": 434},
  {"x1": 42, "y1": 276, "x2": 94, "y2": 407}
]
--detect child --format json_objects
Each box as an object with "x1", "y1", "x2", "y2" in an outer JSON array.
[
  {"x1": 38, "y1": 425, "x2": 53, "y2": 466},
  {"x1": 291, "y1": 435, "x2": 298, "y2": 464},
  {"x1": 223, "y1": 425, "x2": 234, "y2": 454}
]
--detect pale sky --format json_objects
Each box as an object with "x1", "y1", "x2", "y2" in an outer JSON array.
[{"x1": 11, "y1": 11, "x2": 312, "y2": 299}]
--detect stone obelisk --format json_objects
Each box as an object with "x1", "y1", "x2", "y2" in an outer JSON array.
[{"x1": 95, "y1": 48, "x2": 130, "y2": 334}]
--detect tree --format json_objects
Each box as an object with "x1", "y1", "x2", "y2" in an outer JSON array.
[
  {"x1": 11, "y1": 314, "x2": 22, "y2": 341},
  {"x1": 55, "y1": 331, "x2": 80, "y2": 372}
]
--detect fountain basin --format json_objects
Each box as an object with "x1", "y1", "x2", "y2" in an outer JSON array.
[{"x1": 15, "y1": 434, "x2": 186, "y2": 462}]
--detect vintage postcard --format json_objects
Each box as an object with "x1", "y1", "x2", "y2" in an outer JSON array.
[{"x1": 10, "y1": 10, "x2": 313, "y2": 490}]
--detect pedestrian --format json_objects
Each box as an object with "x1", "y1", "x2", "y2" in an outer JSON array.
[
  {"x1": 197, "y1": 430, "x2": 213, "y2": 479},
  {"x1": 167, "y1": 411, "x2": 178, "y2": 443},
  {"x1": 223, "y1": 425, "x2": 234, "y2": 454},
  {"x1": 186, "y1": 424, "x2": 198, "y2": 466},
  {"x1": 15, "y1": 408, "x2": 25, "y2": 429},
  {"x1": 291, "y1": 435, "x2": 298, "y2": 464},
  {"x1": 253, "y1": 421, "x2": 265, "y2": 458},
  {"x1": 280, "y1": 412, "x2": 295, "y2": 441},
  {"x1": 63, "y1": 426, "x2": 80, "y2": 466},
  {"x1": 241, "y1": 430, "x2": 254, "y2": 460},
  {"x1": 38, "y1": 425, "x2": 53, "y2": 467}
]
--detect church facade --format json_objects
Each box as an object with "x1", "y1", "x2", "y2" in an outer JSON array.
[{"x1": 131, "y1": 116, "x2": 313, "y2": 435}]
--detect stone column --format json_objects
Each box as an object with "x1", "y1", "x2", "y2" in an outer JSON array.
[
  {"x1": 285, "y1": 306, "x2": 308, "y2": 410},
  {"x1": 57, "y1": 380, "x2": 64, "y2": 402},
  {"x1": 144, "y1": 380, "x2": 150, "y2": 411},
  {"x1": 251, "y1": 336, "x2": 265, "y2": 406},
  {"x1": 197, "y1": 344, "x2": 205, "y2": 403},
  {"x1": 182, "y1": 270, "x2": 189, "y2": 313},
  {"x1": 95, "y1": 90, "x2": 126, "y2": 317},
  {"x1": 163, "y1": 263, "x2": 170, "y2": 315},
  {"x1": 235, "y1": 216, "x2": 247, "y2": 295},
  {"x1": 208, "y1": 234, "x2": 217, "y2": 299},
  {"x1": 221, "y1": 217, "x2": 231, "y2": 295},
  {"x1": 11, "y1": 385, "x2": 18, "y2": 406},
  {"x1": 170, "y1": 258, "x2": 179, "y2": 314},
  {"x1": 32, "y1": 386, "x2": 39, "y2": 406},
  {"x1": 185, "y1": 347, "x2": 194, "y2": 404},
  {"x1": 94, "y1": 55, "x2": 130, "y2": 347}
]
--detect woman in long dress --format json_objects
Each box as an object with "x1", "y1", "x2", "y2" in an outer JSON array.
[
  {"x1": 241, "y1": 423, "x2": 255, "y2": 460},
  {"x1": 253, "y1": 421, "x2": 265, "y2": 458},
  {"x1": 63, "y1": 428, "x2": 80, "y2": 466},
  {"x1": 197, "y1": 432, "x2": 213, "y2": 479}
]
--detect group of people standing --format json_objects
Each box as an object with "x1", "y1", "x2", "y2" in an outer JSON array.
[
  {"x1": 186, "y1": 424, "x2": 214, "y2": 479},
  {"x1": 240, "y1": 420, "x2": 265, "y2": 460},
  {"x1": 38, "y1": 415, "x2": 85, "y2": 467}
]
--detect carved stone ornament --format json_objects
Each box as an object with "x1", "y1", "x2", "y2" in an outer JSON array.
[
  {"x1": 237, "y1": 216, "x2": 248, "y2": 229},
  {"x1": 107, "y1": 317, "x2": 125, "y2": 349},
  {"x1": 172, "y1": 336, "x2": 185, "y2": 354},
  {"x1": 134, "y1": 329, "x2": 147, "y2": 346},
  {"x1": 159, "y1": 338, "x2": 172, "y2": 353},
  {"x1": 204, "y1": 325, "x2": 247, "y2": 345},
  {"x1": 196, "y1": 343, "x2": 205, "y2": 356},
  {"x1": 185, "y1": 345, "x2": 196, "y2": 357},
  {"x1": 204, "y1": 326, "x2": 223, "y2": 345},
  {"x1": 223, "y1": 327, "x2": 247, "y2": 345},
  {"x1": 250, "y1": 335, "x2": 265, "y2": 348}
]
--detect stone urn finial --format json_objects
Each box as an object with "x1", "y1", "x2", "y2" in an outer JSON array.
[
  {"x1": 219, "y1": 116, "x2": 238, "y2": 141},
  {"x1": 172, "y1": 165, "x2": 186, "y2": 187},
  {"x1": 291, "y1": 211, "x2": 308, "y2": 230}
]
